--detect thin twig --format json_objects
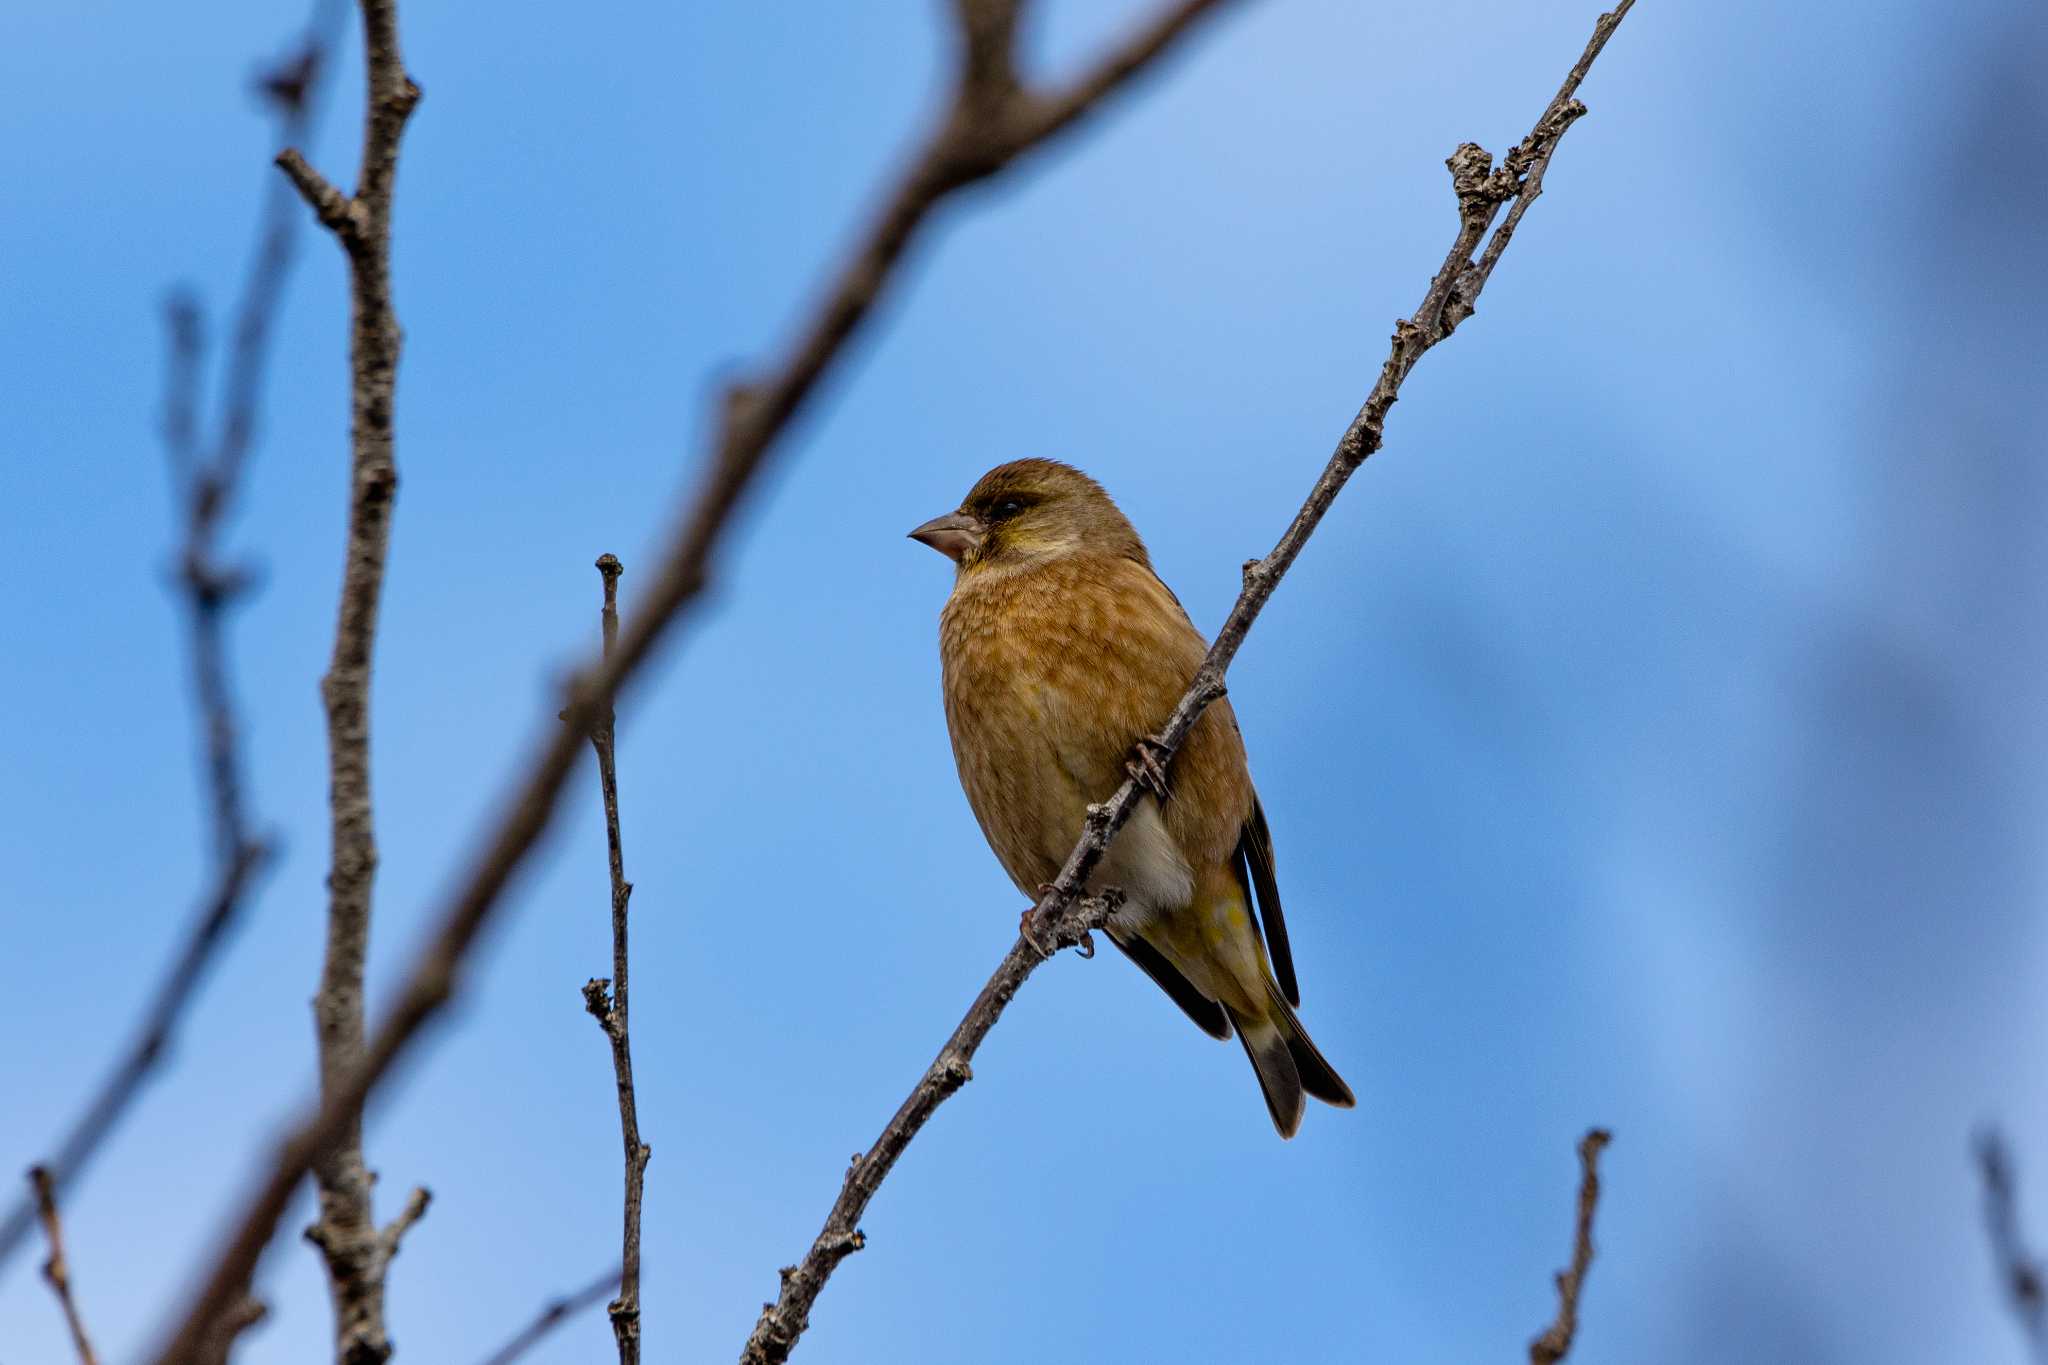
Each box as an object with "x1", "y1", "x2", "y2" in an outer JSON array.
[
  {"x1": 578, "y1": 554, "x2": 650, "y2": 1365},
  {"x1": 1528, "y1": 1129, "x2": 1613, "y2": 1365},
  {"x1": 274, "y1": 2, "x2": 432, "y2": 1362},
  {"x1": 741, "y1": 7, "x2": 1635, "y2": 1359},
  {"x1": 0, "y1": 0, "x2": 347, "y2": 1279},
  {"x1": 474, "y1": 1266, "x2": 624, "y2": 1365},
  {"x1": 28, "y1": 1167, "x2": 101, "y2": 1365},
  {"x1": 152, "y1": 4, "x2": 1240, "y2": 1357},
  {"x1": 1977, "y1": 1130, "x2": 2048, "y2": 1363}
]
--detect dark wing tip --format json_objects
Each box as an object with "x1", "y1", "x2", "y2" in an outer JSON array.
[
  {"x1": 1239, "y1": 796, "x2": 1300, "y2": 1006},
  {"x1": 1111, "y1": 930, "x2": 1232, "y2": 1040}
]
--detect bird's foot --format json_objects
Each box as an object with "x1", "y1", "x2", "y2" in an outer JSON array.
[{"x1": 1125, "y1": 735, "x2": 1173, "y2": 803}]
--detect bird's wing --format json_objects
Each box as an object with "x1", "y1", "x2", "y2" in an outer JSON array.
[
  {"x1": 1144, "y1": 563, "x2": 1198, "y2": 632},
  {"x1": 1109, "y1": 927, "x2": 1232, "y2": 1039},
  {"x1": 1135, "y1": 562, "x2": 1300, "y2": 1004},
  {"x1": 1235, "y1": 793, "x2": 1299, "y2": 1007}
]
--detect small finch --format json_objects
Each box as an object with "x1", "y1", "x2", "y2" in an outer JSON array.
[{"x1": 911, "y1": 459, "x2": 1354, "y2": 1138}]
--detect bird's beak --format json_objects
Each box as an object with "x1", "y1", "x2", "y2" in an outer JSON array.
[{"x1": 907, "y1": 510, "x2": 983, "y2": 562}]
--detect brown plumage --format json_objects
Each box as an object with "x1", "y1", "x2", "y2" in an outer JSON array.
[{"x1": 911, "y1": 459, "x2": 1354, "y2": 1137}]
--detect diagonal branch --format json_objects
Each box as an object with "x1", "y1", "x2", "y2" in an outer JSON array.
[
  {"x1": 1977, "y1": 1130, "x2": 2048, "y2": 1364},
  {"x1": 577, "y1": 554, "x2": 651, "y2": 1365},
  {"x1": 475, "y1": 1265, "x2": 624, "y2": 1365},
  {"x1": 151, "y1": 3, "x2": 1242, "y2": 1356},
  {"x1": 738, "y1": 6, "x2": 1636, "y2": 1359},
  {"x1": 1528, "y1": 1128, "x2": 1613, "y2": 1365},
  {"x1": 278, "y1": 1, "x2": 431, "y2": 1362},
  {"x1": 0, "y1": 0, "x2": 346, "y2": 1279}
]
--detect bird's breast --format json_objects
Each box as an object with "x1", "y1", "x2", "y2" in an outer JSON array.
[{"x1": 936, "y1": 555, "x2": 1220, "y2": 898}]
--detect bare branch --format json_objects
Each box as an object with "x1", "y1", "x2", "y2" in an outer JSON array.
[
  {"x1": 737, "y1": 893, "x2": 1117, "y2": 1365},
  {"x1": 1977, "y1": 1130, "x2": 2048, "y2": 1363},
  {"x1": 192, "y1": 1295, "x2": 271, "y2": 1365},
  {"x1": 28, "y1": 1167, "x2": 101, "y2": 1365},
  {"x1": 578, "y1": 553, "x2": 651, "y2": 1365},
  {"x1": 0, "y1": 0, "x2": 345, "y2": 1275},
  {"x1": 475, "y1": 1266, "x2": 623, "y2": 1365},
  {"x1": 151, "y1": 2, "x2": 1243, "y2": 1354},
  {"x1": 1528, "y1": 1129, "x2": 1613, "y2": 1365},
  {"x1": 738, "y1": 7, "x2": 1636, "y2": 1358},
  {"x1": 275, "y1": 1, "x2": 432, "y2": 1362},
  {"x1": 1018, "y1": 0, "x2": 1238, "y2": 146},
  {"x1": 277, "y1": 149, "x2": 357, "y2": 240}
]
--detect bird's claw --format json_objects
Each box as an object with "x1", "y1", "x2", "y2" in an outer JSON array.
[
  {"x1": 1020, "y1": 903, "x2": 1054, "y2": 957},
  {"x1": 1126, "y1": 735, "x2": 1173, "y2": 803}
]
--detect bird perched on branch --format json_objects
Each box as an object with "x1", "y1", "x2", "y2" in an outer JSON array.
[{"x1": 910, "y1": 459, "x2": 1353, "y2": 1138}]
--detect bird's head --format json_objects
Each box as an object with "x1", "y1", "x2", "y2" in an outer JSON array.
[{"x1": 909, "y1": 459, "x2": 1147, "y2": 575}]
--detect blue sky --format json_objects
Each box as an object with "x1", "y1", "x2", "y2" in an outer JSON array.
[{"x1": 4, "y1": 1, "x2": 2047, "y2": 1362}]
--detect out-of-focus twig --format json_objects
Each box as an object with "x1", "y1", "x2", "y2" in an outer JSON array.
[
  {"x1": 578, "y1": 554, "x2": 651, "y2": 1365},
  {"x1": 1977, "y1": 1129, "x2": 2048, "y2": 1363},
  {"x1": 152, "y1": 3, "x2": 1244, "y2": 1358},
  {"x1": 742, "y1": 7, "x2": 1636, "y2": 1361},
  {"x1": 28, "y1": 1166, "x2": 101, "y2": 1365},
  {"x1": 0, "y1": 0, "x2": 347, "y2": 1280},
  {"x1": 474, "y1": 1266, "x2": 624, "y2": 1365},
  {"x1": 1528, "y1": 1128, "x2": 1612, "y2": 1365}
]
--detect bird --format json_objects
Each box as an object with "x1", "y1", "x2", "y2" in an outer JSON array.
[{"x1": 910, "y1": 458, "x2": 1353, "y2": 1137}]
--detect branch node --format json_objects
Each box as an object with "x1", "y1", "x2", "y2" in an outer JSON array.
[
  {"x1": 275, "y1": 148, "x2": 358, "y2": 241},
  {"x1": 1446, "y1": 142, "x2": 1502, "y2": 217},
  {"x1": 582, "y1": 977, "x2": 616, "y2": 1031},
  {"x1": 379, "y1": 1186, "x2": 431, "y2": 1258}
]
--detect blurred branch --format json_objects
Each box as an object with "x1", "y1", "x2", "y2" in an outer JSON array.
[
  {"x1": 192, "y1": 1296, "x2": 272, "y2": 1365},
  {"x1": 151, "y1": 1, "x2": 1242, "y2": 1357},
  {"x1": 1977, "y1": 1130, "x2": 2048, "y2": 1363},
  {"x1": 475, "y1": 1266, "x2": 623, "y2": 1365},
  {"x1": 28, "y1": 1167, "x2": 101, "y2": 1365},
  {"x1": 577, "y1": 554, "x2": 651, "y2": 1365},
  {"x1": 741, "y1": 5, "x2": 1637, "y2": 1361},
  {"x1": 0, "y1": 0, "x2": 347, "y2": 1278},
  {"x1": 282, "y1": 2, "x2": 433, "y2": 1362},
  {"x1": 1529, "y1": 1128, "x2": 1612, "y2": 1365}
]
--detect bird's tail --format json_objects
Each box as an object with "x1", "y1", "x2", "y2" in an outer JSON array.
[{"x1": 1228, "y1": 978, "x2": 1355, "y2": 1139}]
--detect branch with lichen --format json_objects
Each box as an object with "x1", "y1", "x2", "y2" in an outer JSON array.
[
  {"x1": 740, "y1": 5, "x2": 1636, "y2": 1361},
  {"x1": 152, "y1": 3, "x2": 1245, "y2": 1356},
  {"x1": 276, "y1": 1, "x2": 431, "y2": 1361}
]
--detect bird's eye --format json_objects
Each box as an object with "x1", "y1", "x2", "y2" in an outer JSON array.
[{"x1": 991, "y1": 497, "x2": 1025, "y2": 519}]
